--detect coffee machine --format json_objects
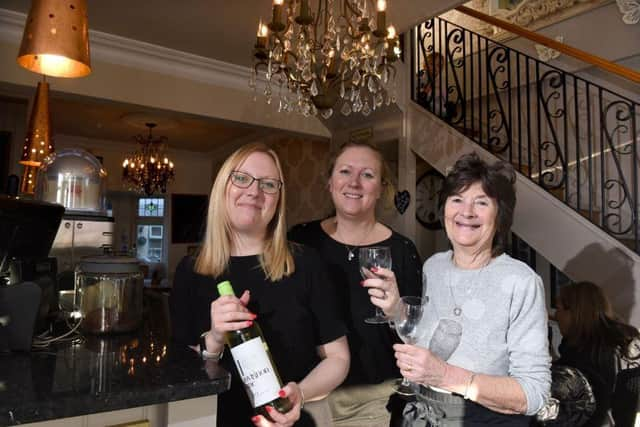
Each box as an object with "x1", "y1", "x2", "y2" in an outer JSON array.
[
  {"x1": 0, "y1": 195, "x2": 64, "y2": 352},
  {"x1": 36, "y1": 149, "x2": 114, "y2": 293}
]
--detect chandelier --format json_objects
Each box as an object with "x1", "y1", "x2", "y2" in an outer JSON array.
[
  {"x1": 250, "y1": 0, "x2": 401, "y2": 119},
  {"x1": 122, "y1": 123, "x2": 175, "y2": 196}
]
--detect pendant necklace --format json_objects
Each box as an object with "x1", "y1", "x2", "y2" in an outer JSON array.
[
  {"x1": 334, "y1": 221, "x2": 375, "y2": 262},
  {"x1": 448, "y1": 258, "x2": 489, "y2": 316},
  {"x1": 346, "y1": 245, "x2": 357, "y2": 261}
]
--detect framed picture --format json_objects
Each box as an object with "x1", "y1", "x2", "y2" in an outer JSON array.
[{"x1": 171, "y1": 194, "x2": 208, "y2": 244}]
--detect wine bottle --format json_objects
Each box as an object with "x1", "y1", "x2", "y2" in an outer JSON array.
[{"x1": 217, "y1": 280, "x2": 293, "y2": 420}]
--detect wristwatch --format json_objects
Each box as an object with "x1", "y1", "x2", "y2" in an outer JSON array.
[{"x1": 199, "y1": 331, "x2": 224, "y2": 361}]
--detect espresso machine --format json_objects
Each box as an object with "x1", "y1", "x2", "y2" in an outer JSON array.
[
  {"x1": 36, "y1": 149, "x2": 115, "y2": 294},
  {"x1": 0, "y1": 195, "x2": 64, "y2": 352}
]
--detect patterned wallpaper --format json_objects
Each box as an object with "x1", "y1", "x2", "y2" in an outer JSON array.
[{"x1": 271, "y1": 137, "x2": 333, "y2": 228}]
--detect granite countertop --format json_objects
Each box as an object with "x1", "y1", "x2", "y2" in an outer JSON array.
[{"x1": 0, "y1": 309, "x2": 230, "y2": 426}]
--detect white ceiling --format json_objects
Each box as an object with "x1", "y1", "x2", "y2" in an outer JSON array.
[
  {"x1": 2, "y1": 0, "x2": 454, "y2": 68},
  {"x1": 0, "y1": 0, "x2": 459, "y2": 151}
]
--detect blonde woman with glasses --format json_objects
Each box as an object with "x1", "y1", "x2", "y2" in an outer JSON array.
[{"x1": 170, "y1": 143, "x2": 349, "y2": 427}]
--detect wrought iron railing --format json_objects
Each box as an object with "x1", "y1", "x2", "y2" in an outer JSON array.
[{"x1": 411, "y1": 16, "x2": 640, "y2": 254}]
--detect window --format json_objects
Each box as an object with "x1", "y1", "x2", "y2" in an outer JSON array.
[
  {"x1": 136, "y1": 197, "x2": 166, "y2": 264},
  {"x1": 138, "y1": 197, "x2": 164, "y2": 217}
]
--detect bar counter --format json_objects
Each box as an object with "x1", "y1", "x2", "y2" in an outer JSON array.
[{"x1": 0, "y1": 304, "x2": 231, "y2": 426}]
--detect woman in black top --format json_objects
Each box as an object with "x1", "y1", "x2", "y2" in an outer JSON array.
[
  {"x1": 289, "y1": 141, "x2": 422, "y2": 427},
  {"x1": 171, "y1": 143, "x2": 349, "y2": 427},
  {"x1": 554, "y1": 281, "x2": 640, "y2": 427}
]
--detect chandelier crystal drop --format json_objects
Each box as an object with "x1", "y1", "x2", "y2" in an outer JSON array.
[
  {"x1": 251, "y1": 0, "x2": 401, "y2": 118},
  {"x1": 122, "y1": 123, "x2": 175, "y2": 196}
]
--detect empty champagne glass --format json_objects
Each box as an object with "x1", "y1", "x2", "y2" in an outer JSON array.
[
  {"x1": 359, "y1": 246, "x2": 392, "y2": 324},
  {"x1": 428, "y1": 318, "x2": 462, "y2": 361},
  {"x1": 393, "y1": 296, "x2": 426, "y2": 396}
]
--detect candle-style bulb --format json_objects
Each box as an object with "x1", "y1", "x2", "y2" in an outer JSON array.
[
  {"x1": 377, "y1": 0, "x2": 387, "y2": 11},
  {"x1": 387, "y1": 25, "x2": 396, "y2": 39}
]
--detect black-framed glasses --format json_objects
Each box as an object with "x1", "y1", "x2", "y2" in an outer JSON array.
[{"x1": 229, "y1": 171, "x2": 282, "y2": 194}]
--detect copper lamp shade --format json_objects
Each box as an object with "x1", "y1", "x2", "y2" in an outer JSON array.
[
  {"x1": 20, "y1": 81, "x2": 53, "y2": 167},
  {"x1": 20, "y1": 165, "x2": 39, "y2": 195},
  {"x1": 17, "y1": 0, "x2": 91, "y2": 78}
]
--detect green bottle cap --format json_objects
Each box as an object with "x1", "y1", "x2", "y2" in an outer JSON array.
[{"x1": 217, "y1": 280, "x2": 235, "y2": 296}]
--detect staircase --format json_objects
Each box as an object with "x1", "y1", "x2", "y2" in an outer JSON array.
[{"x1": 406, "y1": 13, "x2": 640, "y2": 325}]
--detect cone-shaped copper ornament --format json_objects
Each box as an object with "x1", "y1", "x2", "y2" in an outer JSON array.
[
  {"x1": 17, "y1": 0, "x2": 91, "y2": 78},
  {"x1": 20, "y1": 165, "x2": 39, "y2": 194},
  {"x1": 20, "y1": 81, "x2": 53, "y2": 167}
]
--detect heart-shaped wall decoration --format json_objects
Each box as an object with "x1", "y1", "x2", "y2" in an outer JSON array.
[{"x1": 394, "y1": 190, "x2": 411, "y2": 215}]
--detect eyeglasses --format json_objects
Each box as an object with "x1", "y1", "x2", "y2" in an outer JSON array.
[{"x1": 229, "y1": 171, "x2": 282, "y2": 194}]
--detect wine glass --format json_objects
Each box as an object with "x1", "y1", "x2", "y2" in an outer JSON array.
[
  {"x1": 359, "y1": 246, "x2": 392, "y2": 324},
  {"x1": 393, "y1": 296, "x2": 426, "y2": 396},
  {"x1": 428, "y1": 318, "x2": 462, "y2": 361}
]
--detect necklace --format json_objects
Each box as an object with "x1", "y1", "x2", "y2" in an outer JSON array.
[
  {"x1": 333, "y1": 221, "x2": 376, "y2": 262},
  {"x1": 346, "y1": 245, "x2": 357, "y2": 261},
  {"x1": 447, "y1": 259, "x2": 490, "y2": 316}
]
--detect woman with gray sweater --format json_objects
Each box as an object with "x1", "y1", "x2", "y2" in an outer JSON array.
[{"x1": 392, "y1": 153, "x2": 551, "y2": 426}]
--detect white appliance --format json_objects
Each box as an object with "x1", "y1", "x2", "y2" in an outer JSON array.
[{"x1": 50, "y1": 214, "x2": 114, "y2": 273}]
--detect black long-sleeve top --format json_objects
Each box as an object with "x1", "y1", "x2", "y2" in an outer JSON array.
[
  {"x1": 170, "y1": 245, "x2": 346, "y2": 427},
  {"x1": 289, "y1": 220, "x2": 423, "y2": 385}
]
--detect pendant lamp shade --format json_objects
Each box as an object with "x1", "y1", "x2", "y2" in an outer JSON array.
[
  {"x1": 17, "y1": 0, "x2": 91, "y2": 78},
  {"x1": 20, "y1": 165, "x2": 39, "y2": 195},
  {"x1": 20, "y1": 81, "x2": 53, "y2": 167}
]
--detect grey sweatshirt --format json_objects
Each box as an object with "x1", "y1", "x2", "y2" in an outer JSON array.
[{"x1": 418, "y1": 250, "x2": 551, "y2": 415}]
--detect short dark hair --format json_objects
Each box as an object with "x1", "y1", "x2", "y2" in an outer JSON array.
[{"x1": 438, "y1": 152, "x2": 516, "y2": 257}]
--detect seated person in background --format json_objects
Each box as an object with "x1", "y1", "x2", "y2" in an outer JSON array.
[
  {"x1": 289, "y1": 141, "x2": 422, "y2": 427},
  {"x1": 554, "y1": 281, "x2": 640, "y2": 427},
  {"x1": 170, "y1": 142, "x2": 349, "y2": 427}
]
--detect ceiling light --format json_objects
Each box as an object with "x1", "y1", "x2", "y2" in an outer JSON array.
[
  {"x1": 250, "y1": 0, "x2": 401, "y2": 119},
  {"x1": 17, "y1": 0, "x2": 91, "y2": 78},
  {"x1": 122, "y1": 123, "x2": 175, "y2": 196}
]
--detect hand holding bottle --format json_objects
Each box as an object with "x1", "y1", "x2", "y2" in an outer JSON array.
[
  {"x1": 216, "y1": 281, "x2": 294, "y2": 422},
  {"x1": 209, "y1": 289, "x2": 255, "y2": 347},
  {"x1": 251, "y1": 382, "x2": 303, "y2": 427}
]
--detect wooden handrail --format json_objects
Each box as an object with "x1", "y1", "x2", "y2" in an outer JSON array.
[{"x1": 454, "y1": 5, "x2": 640, "y2": 84}]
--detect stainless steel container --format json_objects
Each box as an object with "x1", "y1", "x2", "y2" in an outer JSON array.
[
  {"x1": 75, "y1": 256, "x2": 143, "y2": 334},
  {"x1": 37, "y1": 148, "x2": 108, "y2": 215}
]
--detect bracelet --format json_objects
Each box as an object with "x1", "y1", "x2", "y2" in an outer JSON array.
[
  {"x1": 202, "y1": 348, "x2": 224, "y2": 361},
  {"x1": 299, "y1": 385, "x2": 305, "y2": 409},
  {"x1": 463, "y1": 372, "x2": 476, "y2": 400},
  {"x1": 200, "y1": 331, "x2": 224, "y2": 361}
]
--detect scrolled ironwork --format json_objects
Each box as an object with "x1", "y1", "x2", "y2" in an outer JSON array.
[{"x1": 411, "y1": 14, "x2": 639, "y2": 253}]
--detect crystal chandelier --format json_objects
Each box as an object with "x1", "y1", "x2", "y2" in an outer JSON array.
[
  {"x1": 250, "y1": 0, "x2": 401, "y2": 118},
  {"x1": 122, "y1": 123, "x2": 175, "y2": 196}
]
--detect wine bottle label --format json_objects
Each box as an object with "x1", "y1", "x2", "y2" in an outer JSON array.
[{"x1": 230, "y1": 337, "x2": 281, "y2": 408}]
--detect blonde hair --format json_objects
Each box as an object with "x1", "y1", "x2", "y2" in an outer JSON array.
[
  {"x1": 195, "y1": 142, "x2": 294, "y2": 281},
  {"x1": 327, "y1": 141, "x2": 395, "y2": 208}
]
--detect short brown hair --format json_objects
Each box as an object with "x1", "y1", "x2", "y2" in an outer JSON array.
[{"x1": 438, "y1": 152, "x2": 516, "y2": 257}]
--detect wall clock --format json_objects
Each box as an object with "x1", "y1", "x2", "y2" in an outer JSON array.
[{"x1": 415, "y1": 169, "x2": 444, "y2": 229}]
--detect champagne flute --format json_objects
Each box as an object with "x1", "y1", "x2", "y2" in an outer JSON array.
[
  {"x1": 359, "y1": 246, "x2": 392, "y2": 324},
  {"x1": 393, "y1": 296, "x2": 426, "y2": 396}
]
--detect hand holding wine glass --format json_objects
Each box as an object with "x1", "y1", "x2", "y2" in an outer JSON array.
[
  {"x1": 393, "y1": 296, "x2": 426, "y2": 396},
  {"x1": 359, "y1": 246, "x2": 396, "y2": 324}
]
